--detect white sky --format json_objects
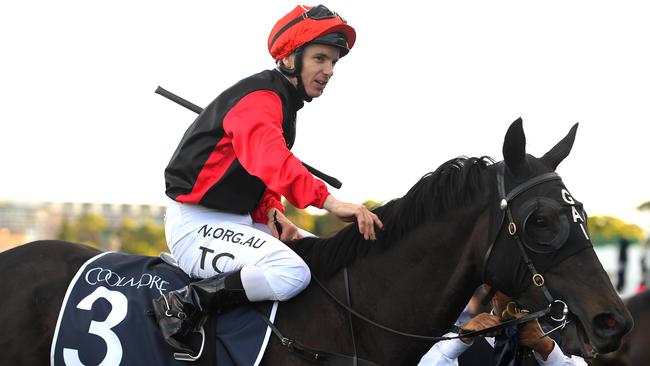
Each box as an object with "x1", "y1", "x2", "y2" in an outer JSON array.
[{"x1": 2, "y1": 1, "x2": 649, "y2": 228}]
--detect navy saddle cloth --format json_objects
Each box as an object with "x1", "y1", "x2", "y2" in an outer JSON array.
[{"x1": 50, "y1": 252, "x2": 277, "y2": 366}]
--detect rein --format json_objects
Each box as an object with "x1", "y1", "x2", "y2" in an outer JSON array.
[
  {"x1": 310, "y1": 271, "x2": 553, "y2": 341},
  {"x1": 260, "y1": 165, "x2": 574, "y2": 365},
  {"x1": 258, "y1": 271, "x2": 552, "y2": 366},
  {"x1": 306, "y1": 165, "x2": 570, "y2": 342}
]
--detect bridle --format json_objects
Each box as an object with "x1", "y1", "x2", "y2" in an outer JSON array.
[
  {"x1": 260, "y1": 163, "x2": 582, "y2": 365},
  {"x1": 482, "y1": 163, "x2": 571, "y2": 332}
]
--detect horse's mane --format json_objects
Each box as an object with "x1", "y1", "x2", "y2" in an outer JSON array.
[{"x1": 292, "y1": 156, "x2": 495, "y2": 279}]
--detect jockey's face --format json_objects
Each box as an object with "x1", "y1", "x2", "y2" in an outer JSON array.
[{"x1": 282, "y1": 43, "x2": 340, "y2": 98}]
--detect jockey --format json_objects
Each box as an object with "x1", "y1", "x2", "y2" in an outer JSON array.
[{"x1": 153, "y1": 4, "x2": 383, "y2": 354}]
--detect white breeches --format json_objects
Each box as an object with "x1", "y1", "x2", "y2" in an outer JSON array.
[{"x1": 164, "y1": 199, "x2": 312, "y2": 302}]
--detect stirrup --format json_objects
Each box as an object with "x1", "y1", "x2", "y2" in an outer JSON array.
[{"x1": 173, "y1": 326, "x2": 206, "y2": 362}]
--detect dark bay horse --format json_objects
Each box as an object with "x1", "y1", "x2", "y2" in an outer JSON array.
[{"x1": 0, "y1": 119, "x2": 632, "y2": 365}]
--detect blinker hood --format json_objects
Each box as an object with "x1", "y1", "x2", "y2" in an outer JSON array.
[{"x1": 483, "y1": 167, "x2": 593, "y2": 299}]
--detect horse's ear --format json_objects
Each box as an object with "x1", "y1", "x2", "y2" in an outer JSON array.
[
  {"x1": 503, "y1": 117, "x2": 528, "y2": 176},
  {"x1": 541, "y1": 123, "x2": 579, "y2": 170}
]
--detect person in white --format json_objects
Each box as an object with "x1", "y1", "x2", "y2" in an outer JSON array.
[{"x1": 418, "y1": 290, "x2": 587, "y2": 366}]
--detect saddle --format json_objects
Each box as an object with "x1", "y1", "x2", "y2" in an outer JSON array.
[{"x1": 50, "y1": 251, "x2": 277, "y2": 366}]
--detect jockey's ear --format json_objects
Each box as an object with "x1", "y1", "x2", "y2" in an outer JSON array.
[
  {"x1": 541, "y1": 123, "x2": 579, "y2": 170},
  {"x1": 503, "y1": 117, "x2": 529, "y2": 177}
]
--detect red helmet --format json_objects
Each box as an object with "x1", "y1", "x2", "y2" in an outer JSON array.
[{"x1": 268, "y1": 4, "x2": 356, "y2": 61}]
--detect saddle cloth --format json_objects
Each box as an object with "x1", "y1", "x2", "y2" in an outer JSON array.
[{"x1": 50, "y1": 251, "x2": 277, "y2": 366}]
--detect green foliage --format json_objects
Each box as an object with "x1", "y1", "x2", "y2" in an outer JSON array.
[
  {"x1": 313, "y1": 212, "x2": 348, "y2": 237},
  {"x1": 56, "y1": 214, "x2": 106, "y2": 248},
  {"x1": 56, "y1": 214, "x2": 167, "y2": 254},
  {"x1": 75, "y1": 214, "x2": 108, "y2": 247},
  {"x1": 118, "y1": 218, "x2": 167, "y2": 256},
  {"x1": 57, "y1": 218, "x2": 75, "y2": 242},
  {"x1": 282, "y1": 201, "x2": 346, "y2": 237},
  {"x1": 587, "y1": 215, "x2": 644, "y2": 246},
  {"x1": 638, "y1": 201, "x2": 650, "y2": 212},
  {"x1": 363, "y1": 199, "x2": 382, "y2": 210},
  {"x1": 55, "y1": 198, "x2": 386, "y2": 254},
  {"x1": 283, "y1": 204, "x2": 316, "y2": 233}
]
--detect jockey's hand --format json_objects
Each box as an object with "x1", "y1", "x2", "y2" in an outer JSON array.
[
  {"x1": 267, "y1": 208, "x2": 303, "y2": 242},
  {"x1": 518, "y1": 319, "x2": 554, "y2": 360},
  {"x1": 322, "y1": 195, "x2": 383, "y2": 241},
  {"x1": 458, "y1": 313, "x2": 502, "y2": 343}
]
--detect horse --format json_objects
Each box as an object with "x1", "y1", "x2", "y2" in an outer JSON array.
[
  {"x1": 0, "y1": 119, "x2": 633, "y2": 365},
  {"x1": 591, "y1": 290, "x2": 650, "y2": 366}
]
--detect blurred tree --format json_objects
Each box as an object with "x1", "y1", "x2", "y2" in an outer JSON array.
[
  {"x1": 587, "y1": 215, "x2": 644, "y2": 246},
  {"x1": 638, "y1": 201, "x2": 650, "y2": 212},
  {"x1": 116, "y1": 217, "x2": 137, "y2": 251},
  {"x1": 314, "y1": 212, "x2": 348, "y2": 237},
  {"x1": 74, "y1": 214, "x2": 108, "y2": 248},
  {"x1": 57, "y1": 218, "x2": 75, "y2": 242},
  {"x1": 283, "y1": 203, "x2": 316, "y2": 233},
  {"x1": 118, "y1": 218, "x2": 167, "y2": 256},
  {"x1": 363, "y1": 199, "x2": 382, "y2": 210},
  {"x1": 56, "y1": 198, "x2": 386, "y2": 255}
]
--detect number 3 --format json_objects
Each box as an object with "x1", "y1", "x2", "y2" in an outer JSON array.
[{"x1": 62, "y1": 286, "x2": 128, "y2": 366}]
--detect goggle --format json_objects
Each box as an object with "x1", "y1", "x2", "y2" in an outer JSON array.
[
  {"x1": 517, "y1": 197, "x2": 571, "y2": 254},
  {"x1": 304, "y1": 4, "x2": 346, "y2": 22},
  {"x1": 269, "y1": 5, "x2": 346, "y2": 50}
]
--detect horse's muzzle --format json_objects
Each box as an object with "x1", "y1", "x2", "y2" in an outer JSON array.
[{"x1": 590, "y1": 311, "x2": 633, "y2": 354}]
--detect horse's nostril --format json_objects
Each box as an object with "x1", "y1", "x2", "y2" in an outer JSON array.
[
  {"x1": 594, "y1": 313, "x2": 621, "y2": 332},
  {"x1": 590, "y1": 312, "x2": 631, "y2": 354},
  {"x1": 604, "y1": 316, "x2": 617, "y2": 329}
]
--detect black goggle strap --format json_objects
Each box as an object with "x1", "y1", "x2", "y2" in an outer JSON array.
[{"x1": 306, "y1": 4, "x2": 341, "y2": 20}]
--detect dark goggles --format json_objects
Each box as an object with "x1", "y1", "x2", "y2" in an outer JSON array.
[
  {"x1": 269, "y1": 5, "x2": 346, "y2": 50},
  {"x1": 305, "y1": 4, "x2": 345, "y2": 22},
  {"x1": 517, "y1": 197, "x2": 571, "y2": 254}
]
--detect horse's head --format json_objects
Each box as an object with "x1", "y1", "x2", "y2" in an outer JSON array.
[{"x1": 482, "y1": 118, "x2": 633, "y2": 358}]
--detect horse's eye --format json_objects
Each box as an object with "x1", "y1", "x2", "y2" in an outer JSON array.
[
  {"x1": 531, "y1": 214, "x2": 549, "y2": 228},
  {"x1": 520, "y1": 199, "x2": 571, "y2": 252}
]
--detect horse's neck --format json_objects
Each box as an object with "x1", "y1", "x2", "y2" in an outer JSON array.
[{"x1": 346, "y1": 207, "x2": 491, "y2": 362}]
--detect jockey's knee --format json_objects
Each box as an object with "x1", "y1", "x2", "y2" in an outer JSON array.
[
  {"x1": 240, "y1": 256, "x2": 311, "y2": 302},
  {"x1": 265, "y1": 259, "x2": 311, "y2": 301}
]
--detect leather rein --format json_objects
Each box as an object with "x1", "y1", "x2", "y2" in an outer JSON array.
[{"x1": 259, "y1": 165, "x2": 571, "y2": 365}]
